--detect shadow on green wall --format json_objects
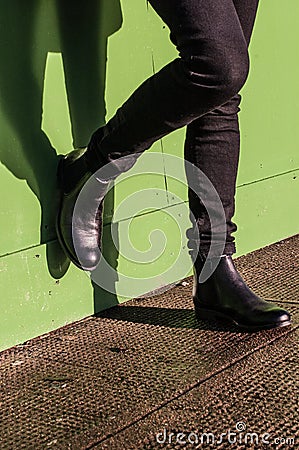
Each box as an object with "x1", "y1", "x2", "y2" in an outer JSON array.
[
  {"x1": 93, "y1": 218, "x2": 120, "y2": 313},
  {"x1": 0, "y1": 0, "x2": 122, "y2": 310}
]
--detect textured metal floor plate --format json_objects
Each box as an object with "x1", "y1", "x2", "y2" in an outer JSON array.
[
  {"x1": 102, "y1": 330, "x2": 299, "y2": 449},
  {"x1": 0, "y1": 235, "x2": 298, "y2": 449}
]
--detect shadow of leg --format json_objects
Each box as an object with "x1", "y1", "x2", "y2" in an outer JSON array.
[
  {"x1": 55, "y1": 0, "x2": 122, "y2": 303},
  {"x1": 92, "y1": 185, "x2": 120, "y2": 313},
  {"x1": 56, "y1": 0, "x2": 122, "y2": 147},
  {"x1": 0, "y1": 0, "x2": 70, "y2": 277}
]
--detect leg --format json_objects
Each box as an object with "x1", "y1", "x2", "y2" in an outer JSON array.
[
  {"x1": 185, "y1": 0, "x2": 259, "y2": 257},
  {"x1": 188, "y1": 0, "x2": 291, "y2": 329},
  {"x1": 86, "y1": 0, "x2": 250, "y2": 174},
  {"x1": 185, "y1": 95, "x2": 241, "y2": 257}
]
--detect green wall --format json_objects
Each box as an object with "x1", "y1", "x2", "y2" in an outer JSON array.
[{"x1": 1, "y1": 0, "x2": 298, "y2": 351}]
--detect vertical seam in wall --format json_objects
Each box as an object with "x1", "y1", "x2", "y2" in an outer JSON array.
[
  {"x1": 146, "y1": 0, "x2": 170, "y2": 205},
  {"x1": 150, "y1": 49, "x2": 170, "y2": 204}
]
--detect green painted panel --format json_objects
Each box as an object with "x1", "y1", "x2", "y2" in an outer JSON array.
[
  {"x1": 159, "y1": 129, "x2": 188, "y2": 205},
  {"x1": 103, "y1": 148, "x2": 168, "y2": 226},
  {"x1": 0, "y1": 242, "x2": 93, "y2": 352},
  {"x1": 111, "y1": 202, "x2": 192, "y2": 301},
  {"x1": 238, "y1": 1, "x2": 299, "y2": 184},
  {"x1": 234, "y1": 170, "x2": 299, "y2": 256},
  {"x1": 42, "y1": 53, "x2": 73, "y2": 153},
  {"x1": 0, "y1": 165, "x2": 41, "y2": 257},
  {"x1": 104, "y1": 0, "x2": 154, "y2": 120}
]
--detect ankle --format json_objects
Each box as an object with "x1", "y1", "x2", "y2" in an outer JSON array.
[
  {"x1": 85, "y1": 128, "x2": 106, "y2": 173},
  {"x1": 59, "y1": 148, "x2": 91, "y2": 194}
]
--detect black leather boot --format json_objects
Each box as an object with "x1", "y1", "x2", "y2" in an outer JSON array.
[
  {"x1": 193, "y1": 254, "x2": 291, "y2": 330},
  {"x1": 56, "y1": 147, "x2": 109, "y2": 271}
]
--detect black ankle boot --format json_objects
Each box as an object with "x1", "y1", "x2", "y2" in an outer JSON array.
[
  {"x1": 56, "y1": 146, "x2": 109, "y2": 271},
  {"x1": 193, "y1": 254, "x2": 291, "y2": 330}
]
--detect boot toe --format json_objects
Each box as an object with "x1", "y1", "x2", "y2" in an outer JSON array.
[
  {"x1": 271, "y1": 308, "x2": 291, "y2": 326},
  {"x1": 76, "y1": 248, "x2": 101, "y2": 271}
]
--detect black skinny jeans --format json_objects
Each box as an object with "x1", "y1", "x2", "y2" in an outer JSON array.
[{"x1": 88, "y1": 0, "x2": 260, "y2": 257}]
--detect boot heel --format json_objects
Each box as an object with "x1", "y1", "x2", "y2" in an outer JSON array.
[
  {"x1": 193, "y1": 299, "x2": 230, "y2": 324},
  {"x1": 194, "y1": 305, "x2": 218, "y2": 322}
]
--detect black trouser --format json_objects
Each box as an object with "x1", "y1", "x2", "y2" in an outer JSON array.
[{"x1": 89, "y1": 0, "x2": 259, "y2": 256}]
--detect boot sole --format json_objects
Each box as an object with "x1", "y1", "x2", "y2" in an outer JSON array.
[{"x1": 194, "y1": 303, "x2": 291, "y2": 332}]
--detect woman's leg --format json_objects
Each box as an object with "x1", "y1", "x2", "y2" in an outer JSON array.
[
  {"x1": 86, "y1": 0, "x2": 250, "y2": 174},
  {"x1": 185, "y1": 0, "x2": 259, "y2": 257},
  {"x1": 185, "y1": 0, "x2": 290, "y2": 329}
]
